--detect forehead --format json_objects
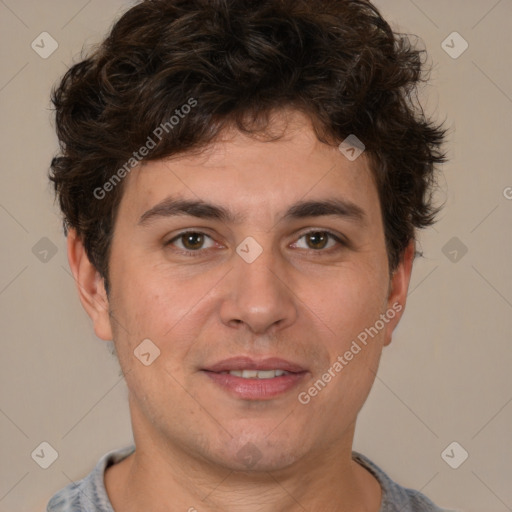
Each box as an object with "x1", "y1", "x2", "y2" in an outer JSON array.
[{"x1": 118, "y1": 111, "x2": 380, "y2": 226}]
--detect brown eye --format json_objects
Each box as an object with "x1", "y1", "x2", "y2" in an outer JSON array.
[
  {"x1": 292, "y1": 230, "x2": 343, "y2": 252},
  {"x1": 167, "y1": 231, "x2": 216, "y2": 253},
  {"x1": 306, "y1": 231, "x2": 330, "y2": 250},
  {"x1": 180, "y1": 232, "x2": 205, "y2": 250}
]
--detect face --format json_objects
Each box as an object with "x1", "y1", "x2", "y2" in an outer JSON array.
[{"x1": 75, "y1": 110, "x2": 412, "y2": 473}]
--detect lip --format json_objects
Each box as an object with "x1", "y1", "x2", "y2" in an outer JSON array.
[
  {"x1": 203, "y1": 356, "x2": 307, "y2": 374},
  {"x1": 202, "y1": 356, "x2": 308, "y2": 401}
]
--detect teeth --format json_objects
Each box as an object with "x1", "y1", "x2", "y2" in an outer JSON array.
[{"x1": 227, "y1": 369, "x2": 290, "y2": 379}]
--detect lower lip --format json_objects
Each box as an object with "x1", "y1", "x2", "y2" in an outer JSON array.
[{"x1": 203, "y1": 371, "x2": 307, "y2": 400}]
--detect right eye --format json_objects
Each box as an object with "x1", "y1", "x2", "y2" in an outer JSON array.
[{"x1": 165, "y1": 231, "x2": 218, "y2": 255}]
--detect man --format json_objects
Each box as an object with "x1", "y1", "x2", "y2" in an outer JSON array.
[{"x1": 47, "y1": 0, "x2": 452, "y2": 510}]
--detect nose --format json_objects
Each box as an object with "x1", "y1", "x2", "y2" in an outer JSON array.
[{"x1": 218, "y1": 243, "x2": 298, "y2": 335}]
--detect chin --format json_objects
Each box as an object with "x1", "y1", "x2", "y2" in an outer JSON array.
[{"x1": 210, "y1": 436, "x2": 305, "y2": 473}]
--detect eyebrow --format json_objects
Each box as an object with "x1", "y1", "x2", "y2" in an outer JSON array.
[{"x1": 138, "y1": 196, "x2": 366, "y2": 226}]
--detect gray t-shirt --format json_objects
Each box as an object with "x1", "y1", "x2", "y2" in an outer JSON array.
[{"x1": 47, "y1": 445, "x2": 456, "y2": 511}]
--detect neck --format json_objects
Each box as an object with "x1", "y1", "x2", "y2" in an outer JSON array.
[{"x1": 105, "y1": 406, "x2": 381, "y2": 512}]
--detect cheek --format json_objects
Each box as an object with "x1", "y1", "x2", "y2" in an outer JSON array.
[
  {"x1": 309, "y1": 264, "x2": 390, "y2": 347},
  {"x1": 108, "y1": 258, "x2": 221, "y2": 373},
  {"x1": 110, "y1": 258, "x2": 188, "y2": 333}
]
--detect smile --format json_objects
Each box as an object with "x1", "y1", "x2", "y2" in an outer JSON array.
[{"x1": 221, "y1": 369, "x2": 291, "y2": 379}]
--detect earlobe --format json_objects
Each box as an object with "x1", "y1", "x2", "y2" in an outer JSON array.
[
  {"x1": 67, "y1": 229, "x2": 113, "y2": 341},
  {"x1": 382, "y1": 240, "x2": 415, "y2": 347}
]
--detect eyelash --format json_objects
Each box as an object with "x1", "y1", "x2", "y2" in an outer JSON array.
[{"x1": 165, "y1": 230, "x2": 347, "y2": 257}]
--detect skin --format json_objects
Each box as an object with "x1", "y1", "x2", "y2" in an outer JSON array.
[{"x1": 68, "y1": 110, "x2": 414, "y2": 512}]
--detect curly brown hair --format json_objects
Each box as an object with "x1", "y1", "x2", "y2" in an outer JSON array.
[{"x1": 49, "y1": 0, "x2": 446, "y2": 291}]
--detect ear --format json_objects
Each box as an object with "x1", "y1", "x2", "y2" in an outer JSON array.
[
  {"x1": 67, "y1": 229, "x2": 113, "y2": 341},
  {"x1": 382, "y1": 240, "x2": 415, "y2": 347}
]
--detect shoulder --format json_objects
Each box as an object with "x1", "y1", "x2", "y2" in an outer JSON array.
[
  {"x1": 46, "y1": 445, "x2": 135, "y2": 512},
  {"x1": 352, "y1": 451, "x2": 458, "y2": 512}
]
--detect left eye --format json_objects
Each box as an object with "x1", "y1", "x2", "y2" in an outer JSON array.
[
  {"x1": 169, "y1": 232, "x2": 216, "y2": 251},
  {"x1": 292, "y1": 231, "x2": 340, "y2": 251}
]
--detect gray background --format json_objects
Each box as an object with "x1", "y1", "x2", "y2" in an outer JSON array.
[{"x1": 1, "y1": 1, "x2": 511, "y2": 510}]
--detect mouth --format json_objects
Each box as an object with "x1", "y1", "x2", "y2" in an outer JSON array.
[
  {"x1": 201, "y1": 357, "x2": 308, "y2": 400},
  {"x1": 218, "y1": 369, "x2": 292, "y2": 379}
]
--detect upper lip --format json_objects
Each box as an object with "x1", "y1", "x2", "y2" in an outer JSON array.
[{"x1": 203, "y1": 357, "x2": 307, "y2": 373}]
